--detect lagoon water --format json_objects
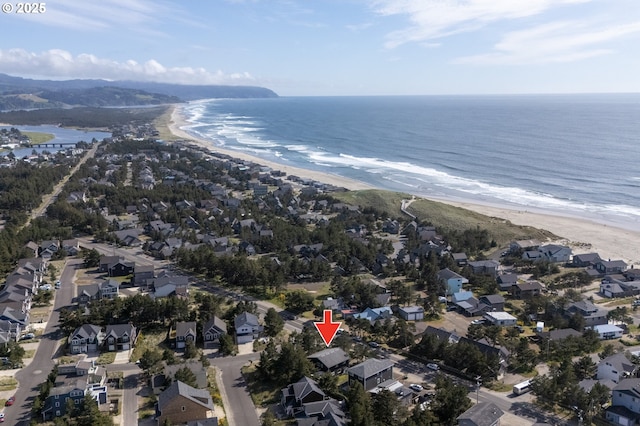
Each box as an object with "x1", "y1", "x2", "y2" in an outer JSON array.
[
  {"x1": 180, "y1": 94, "x2": 640, "y2": 231},
  {"x1": 0, "y1": 125, "x2": 111, "y2": 157}
]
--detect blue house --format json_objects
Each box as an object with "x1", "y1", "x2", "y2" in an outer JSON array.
[{"x1": 437, "y1": 268, "x2": 469, "y2": 296}]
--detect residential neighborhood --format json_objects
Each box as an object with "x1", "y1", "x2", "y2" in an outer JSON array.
[{"x1": 1, "y1": 132, "x2": 640, "y2": 426}]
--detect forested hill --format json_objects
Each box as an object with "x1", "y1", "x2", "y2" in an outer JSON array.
[{"x1": 0, "y1": 73, "x2": 279, "y2": 110}]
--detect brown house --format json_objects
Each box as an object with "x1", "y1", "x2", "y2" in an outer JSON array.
[
  {"x1": 511, "y1": 281, "x2": 544, "y2": 299},
  {"x1": 156, "y1": 380, "x2": 215, "y2": 425}
]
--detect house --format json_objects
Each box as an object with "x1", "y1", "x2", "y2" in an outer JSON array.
[
  {"x1": 565, "y1": 300, "x2": 608, "y2": 327},
  {"x1": 348, "y1": 358, "x2": 394, "y2": 391},
  {"x1": 397, "y1": 306, "x2": 424, "y2": 321},
  {"x1": 536, "y1": 328, "x2": 582, "y2": 342},
  {"x1": 68, "y1": 324, "x2": 104, "y2": 354},
  {"x1": 593, "y1": 324, "x2": 624, "y2": 340},
  {"x1": 234, "y1": 312, "x2": 262, "y2": 344},
  {"x1": 483, "y1": 311, "x2": 517, "y2": 327},
  {"x1": 369, "y1": 379, "x2": 414, "y2": 406},
  {"x1": 437, "y1": 268, "x2": 469, "y2": 296},
  {"x1": 156, "y1": 380, "x2": 215, "y2": 426},
  {"x1": 457, "y1": 402, "x2": 504, "y2": 426},
  {"x1": 605, "y1": 378, "x2": 640, "y2": 425},
  {"x1": 468, "y1": 260, "x2": 500, "y2": 277},
  {"x1": 596, "y1": 260, "x2": 628, "y2": 275},
  {"x1": 61, "y1": 239, "x2": 80, "y2": 256},
  {"x1": 202, "y1": 316, "x2": 227, "y2": 348},
  {"x1": 41, "y1": 378, "x2": 88, "y2": 420},
  {"x1": 280, "y1": 376, "x2": 327, "y2": 417},
  {"x1": 172, "y1": 321, "x2": 197, "y2": 349},
  {"x1": 133, "y1": 264, "x2": 155, "y2": 286},
  {"x1": 308, "y1": 347, "x2": 350, "y2": 373},
  {"x1": 573, "y1": 253, "x2": 602, "y2": 267},
  {"x1": 104, "y1": 324, "x2": 137, "y2": 351},
  {"x1": 510, "y1": 239, "x2": 541, "y2": 253},
  {"x1": 352, "y1": 307, "x2": 393, "y2": 324},
  {"x1": 497, "y1": 273, "x2": 518, "y2": 291},
  {"x1": 76, "y1": 284, "x2": 100, "y2": 306},
  {"x1": 423, "y1": 326, "x2": 461, "y2": 345},
  {"x1": 511, "y1": 281, "x2": 544, "y2": 299},
  {"x1": 98, "y1": 255, "x2": 134, "y2": 277},
  {"x1": 451, "y1": 252, "x2": 468, "y2": 267},
  {"x1": 99, "y1": 279, "x2": 120, "y2": 299},
  {"x1": 598, "y1": 353, "x2": 637, "y2": 384},
  {"x1": 538, "y1": 244, "x2": 572, "y2": 263},
  {"x1": 149, "y1": 274, "x2": 190, "y2": 299}
]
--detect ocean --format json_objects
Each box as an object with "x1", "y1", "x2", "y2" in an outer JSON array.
[{"x1": 178, "y1": 94, "x2": 640, "y2": 231}]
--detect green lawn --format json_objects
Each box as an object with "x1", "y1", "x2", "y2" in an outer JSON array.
[{"x1": 22, "y1": 131, "x2": 55, "y2": 144}]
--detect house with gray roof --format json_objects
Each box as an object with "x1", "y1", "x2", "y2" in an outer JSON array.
[
  {"x1": 598, "y1": 353, "x2": 638, "y2": 384},
  {"x1": 437, "y1": 268, "x2": 469, "y2": 296},
  {"x1": 468, "y1": 260, "x2": 500, "y2": 277},
  {"x1": 234, "y1": 312, "x2": 262, "y2": 344},
  {"x1": 456, "y1": 401, "x2": 504, "y2": 426},
  {"x1": 605, "y1": 378, "x2": 640, "y2": 426},
  {"x1": 156, "y1": 380, "x2": 215, "y2": 425},
  {"x1": 397, "y1": 305, "x2": 425, "y2": 321},
  {"x1": 104, "y1": 324, "x2": 137, "y2": 352},
  {"x1": 308, "y1": 347, "x2": 350, "y2": 373},
  {"x1": 280, "y1": 376, "x2": 327, "y2": 417},
  {"x1": 202, "y1": 316, "x2": 227, "y2": 348},
  {"x1": 173, "y1": 321, "x2": 197, "y2": 349},
  {"x1": 68, "y1": 324, "x2": 104, "y2": 354},
  {"x1": 565, "y1": 300, "x2": 608, "y2": 327},
  {"x1": 348, "y1": 358, "x2": 394, "y2": 391}
]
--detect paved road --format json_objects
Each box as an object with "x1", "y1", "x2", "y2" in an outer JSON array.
[
  {"x1": 7, "y1": 258, "x2": 80, "y2": 425},
  {"x1": 22, "y1": 143, "x2": 99, "y2": 230},
  {"x1": 210, "y1": 352, "x2": 260, "y2": 426}
]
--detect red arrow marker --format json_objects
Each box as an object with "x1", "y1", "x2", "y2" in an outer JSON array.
[{"x1": 314, "y1": 309, "x2": 341, "y2": 347}]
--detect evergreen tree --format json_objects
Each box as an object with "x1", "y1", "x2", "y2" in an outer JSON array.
[
  {"x1": 264, "y1": 308, "x2": 284, "y2": 337},
  {"x1": 347, "y1": 382, "x2": 375, "y2": 426}
]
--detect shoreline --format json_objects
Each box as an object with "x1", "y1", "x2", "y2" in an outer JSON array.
[{"x1": 167, "y1": 103, "x2": 640, "y2": 265}]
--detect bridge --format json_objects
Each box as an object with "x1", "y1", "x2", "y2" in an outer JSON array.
[{"x1": 32, "y1": 142, "x2": 80, "y2": 148}]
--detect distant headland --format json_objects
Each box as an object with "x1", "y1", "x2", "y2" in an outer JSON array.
[{"x1": 0, "y1": 73, "x2": 278, "y2": 111}]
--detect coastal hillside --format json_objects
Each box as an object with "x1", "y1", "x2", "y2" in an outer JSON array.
[
  {"x1": 0, "y1": 73, "x2": 278, "y2": 110},
  {"x1": 333, "y1": 189, "x2": 556, "y2": 246}
]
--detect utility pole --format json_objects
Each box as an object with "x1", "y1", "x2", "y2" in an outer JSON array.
[{"x1": 475, "y1": 375, "x2": 482, "y2": 404}]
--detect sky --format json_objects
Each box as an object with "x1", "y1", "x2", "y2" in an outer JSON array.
[{"x1": 1, "y1": 0, "x2": 639, "y2": 96}]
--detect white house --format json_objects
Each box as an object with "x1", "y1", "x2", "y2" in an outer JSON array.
[
  {"x1": 483, "y1": 311, "x2": 517, "y2": 327},
  {"x1": 606, "y1": 378, "x2": 640, "y2": 425},
  {"x1": 593, "y1": 324, "x2": 624, "y2": 340},
  {"x1": 598, "y1": 353, "x2": 637, "y2": 384},
  {"x1": 234, "y1": 312, "x2": 262, "y2": 344}
]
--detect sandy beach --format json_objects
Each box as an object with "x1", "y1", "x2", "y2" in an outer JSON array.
[{"x1": 167, "y1": 104, "x2": 640, "y2": 266}]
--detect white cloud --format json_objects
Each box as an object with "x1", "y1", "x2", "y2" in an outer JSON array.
[
  {"x1": 371, "y1": 0, "x2": 593, "y2": 48},
  {"x1": 0, "y1": 49, "x2": 257, "y2": 85},
  {"x1": 455, "y1": 20, "x2": 640, "y2": 64},
  {"x1": 14, "y1": 0, "x2": 202, "y2": 35}
]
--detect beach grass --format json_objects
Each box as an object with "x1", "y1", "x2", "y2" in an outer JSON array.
[
  {"x1": 22, "y1": 131, "x2": 55, "y2": 144},
  {"x1": 333, "y1": 189, "x2": 556, "y2": 246},
  {"x1": 153, "y1": 105, "x2": 182, "y2": 141}
]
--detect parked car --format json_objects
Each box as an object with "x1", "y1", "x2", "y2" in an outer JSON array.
[
  {"x1": 368, "y1": 341, "x2": 380, "y2": 348},
  {"x1": 633, "y1": 299, "x2": 640, "y2": 307},
  {"x1": 39, "y1": 284, "x2": 52, "y2": 291},
  {"x1": 20, "y1": 333, "x2": 35, "y2": 340},
  {"x1": 470, "y1": 319, "x2": 485, "y2": 325},
  {"x1": 5, "y1": 396, "x2": 14, "y2": 406},
  {"x1": 0, "y1": 412, "x2": 4, "y2": 422},
  {"x1": 55, "y1": 280, "x2": 61, "y2": 289},
  {"x1": 426, "y1": 363, "x2": 440, "y2": 371},
  {"x1": 409, "y1": 384, "x2": 423, "y2": 392}
]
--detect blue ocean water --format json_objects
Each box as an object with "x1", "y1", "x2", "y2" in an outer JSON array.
[{"x1": 179, "y1": 94, "x2": 640, "y2": 231}]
